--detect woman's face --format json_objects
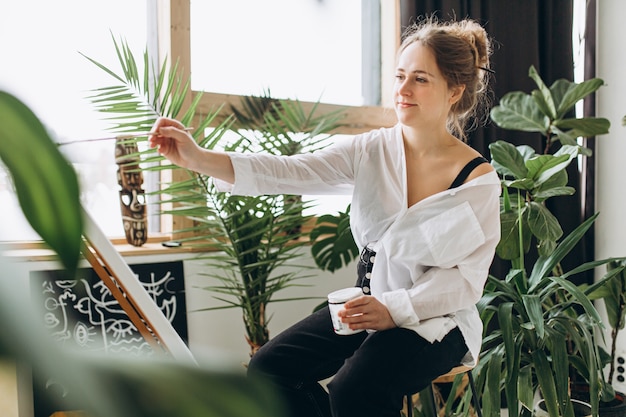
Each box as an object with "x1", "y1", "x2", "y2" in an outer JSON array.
[{"x1": 393, "y1": 42, "x2": 462, "y2": 129}]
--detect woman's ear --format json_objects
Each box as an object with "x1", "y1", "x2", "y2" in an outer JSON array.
[{"x1": 449, "y1": 84, "x2": 466, "y2": 105}]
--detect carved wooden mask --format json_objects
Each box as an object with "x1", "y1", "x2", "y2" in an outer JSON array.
[{"x1": 115, "y1": 139, "x2": 147, "y2": 246}]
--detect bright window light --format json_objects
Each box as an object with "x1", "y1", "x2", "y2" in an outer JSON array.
[
  {"x1": 190, "y1": 0, "x2": 365, "y2": 106},
  {"x1": 0, "y1": 0, "x2": 148, "y2": 241}
]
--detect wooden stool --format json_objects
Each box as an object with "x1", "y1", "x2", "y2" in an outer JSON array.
[{"x1": 405, "y1": 365, "x2": 482, "y2": 417}]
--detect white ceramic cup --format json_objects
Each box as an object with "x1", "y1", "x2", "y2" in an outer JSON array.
[{"x1": 328, "y1": 287, "x2": 365, "y2": 335}]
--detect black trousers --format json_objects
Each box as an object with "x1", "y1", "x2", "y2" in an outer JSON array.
[{"x1": 247, "y1": 305, "x2": 468, "y2": 417}]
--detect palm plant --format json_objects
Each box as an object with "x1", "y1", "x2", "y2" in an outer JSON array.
[
  {"x1": 82, "y1": 35, "x2": 346, "y2": 356},
  {"x1": 228, "y1": 88, "x2": 345, "y2": 236},
  {"x1": 230, "y1": 91, "x2": 362, "y2": 275}
]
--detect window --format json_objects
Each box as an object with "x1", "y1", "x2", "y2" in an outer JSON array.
[
  {"x1": 189, "y1": 0, "x2": 383, "y2": 215},
  {"x1": 0, "y1": 0, "x2": 148, "y2": 241},
  {"x1": 190, "y1": 0, "x2": 377, "y2": 106},
  {"x1": 1, "y1": 0, "x2": 393, "y2": 241}
]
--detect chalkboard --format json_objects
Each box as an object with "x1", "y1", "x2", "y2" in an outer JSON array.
[
  {"x1": 30, "y1": 260, "x2": 187, "y2": 417},
  {"x1": 31, "y1": 261, "x2": 187, "y2": 353}
]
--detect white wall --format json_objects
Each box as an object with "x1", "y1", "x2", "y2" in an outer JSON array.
[
  {"x1": 594, "y1": 0, "x2": 626, "y2": 393},
  {"x1": 595, "y1": 2, "x2": 626, "y2": 260},
  {"x1": 183, "y1": 250, "x2": 356, "y2": 362}
]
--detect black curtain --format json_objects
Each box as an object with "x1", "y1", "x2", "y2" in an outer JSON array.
[{"x1": 399, "y1": 0, "x2": 594, "y2": 284}]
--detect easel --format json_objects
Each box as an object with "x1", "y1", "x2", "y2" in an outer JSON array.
[
  {"x1": 80, "y1": 207, "x2": 196, "y2": 365},
  {"x1": 40, "y1": 211, "x2": 196, "y2": 417}
]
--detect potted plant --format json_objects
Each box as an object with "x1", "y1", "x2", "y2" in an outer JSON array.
[
  {"x1": 185, "y1": 92, "x2": 344, "y2": 355},
  {"x1": 82, "y1": 35, "x2": 346, "y2": 357},
  {"x1": 564, "y1": 113, "x2": 626, "y2": 417},
  {"x1": 0, "y1": 90, "x2": 285, "y2": 417},
  {"x1": 567, "y1": 260, "x2": 626, "y2": 417},
  {"x1": 475, "y1": 65, "x2": 615, "y2": 417}
]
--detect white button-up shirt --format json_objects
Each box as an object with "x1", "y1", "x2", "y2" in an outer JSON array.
[{"x1": 216, "y1": 124, "x2": 501, "y2": 366}]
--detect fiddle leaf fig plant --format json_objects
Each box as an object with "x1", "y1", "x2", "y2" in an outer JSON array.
[
  {"x1": 489, "y1": 65, "x2": 609, "y2": 268},
  {"x1": 491, "y1": 65, "x2": 609, "y2": 155},
  {"x1": 490, "y1": 140, "x2": 579, "y2": 263}
]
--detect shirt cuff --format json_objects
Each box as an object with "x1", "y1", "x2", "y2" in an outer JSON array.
[
  {"x1": 381, "y1": 289, "x2": 420, "y2": 328},
  {"x1": 213, "y1": 178, "x2": 234, "y2": 193},
  {"x1": 213, "y1": 153, "x2": 256, "y2": 195}
]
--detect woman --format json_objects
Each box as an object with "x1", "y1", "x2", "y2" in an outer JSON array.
[{"x1": 149, "y1": 16, "x2": 500, "y2": 417}]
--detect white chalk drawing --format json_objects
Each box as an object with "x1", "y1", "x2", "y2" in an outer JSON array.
[{"x1": 32, "y1": 261, "x2": 187, "y2": 356}]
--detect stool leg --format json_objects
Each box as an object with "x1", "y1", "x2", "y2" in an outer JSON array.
[
  {"x1": 406, "y1": 394, "x2": 413, "y2": 417},
  {"x1": 467, "y1": 371, "x2": 483, "y2": 417}
]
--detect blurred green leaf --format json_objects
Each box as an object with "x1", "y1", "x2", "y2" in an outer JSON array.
[
  {"x1": 526, "y1": 201, "x2": 562, "y2": 242},
  {"x1": 0, "y1": 91, "x2": 82, "y2": 273},
  {"x1": 0, "y1": 256, "x2": 286, "y2": 417},
  {"x1": 489, "y1": 140, "x2": 529, "y2": 179},
  {"x1": 553, "y1": 117, "x2": 610, "y2": 137},
  {"x1": 75, "y1": 356, "x2": 287, "y2": 417}
]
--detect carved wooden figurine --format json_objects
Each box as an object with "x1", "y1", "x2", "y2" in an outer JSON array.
[{"x1": 115, "y1": 139, "x2": 147, "y2": 246}]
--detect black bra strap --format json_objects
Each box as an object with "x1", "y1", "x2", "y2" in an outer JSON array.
[{"x1": 448, "y1": 156, "x2": 489, "y2": 189}]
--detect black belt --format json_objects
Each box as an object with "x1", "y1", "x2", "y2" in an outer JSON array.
[{"x1": 356, "y1": 247, "x2": 375, "y2": 295}]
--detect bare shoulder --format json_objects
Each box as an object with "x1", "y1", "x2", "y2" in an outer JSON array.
[
  {"x1": 455, "y1": 142, "x2": 494, "y2": 182},
  {"x1": 469, "y1": 159, "x2": 494, "y2": 177}
]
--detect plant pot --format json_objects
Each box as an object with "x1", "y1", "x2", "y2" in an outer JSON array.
[
  {"x1": 597, "y1": 392, "x2": 626, "y2": 417},
  {"x1": 533, "y1": 399, "x2": 592, "y2": 417},
  {"x1": 571, "y1": 382, "x2": 626, "y2": 416}
]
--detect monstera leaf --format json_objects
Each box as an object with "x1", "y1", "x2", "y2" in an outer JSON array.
[{"x1": 310, "y1": 205, "x2": 358, "y2": 273}]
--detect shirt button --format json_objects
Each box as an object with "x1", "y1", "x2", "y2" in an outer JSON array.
[
  {"x1": 363, "y1": 286, "x2": 370, "y2": 294},
  {"x1": 370, "y1": 256, "x2": 376, "y2": 263},
  {"x1": 365, "y1": 272, "x2": 371, "y2": 279}
]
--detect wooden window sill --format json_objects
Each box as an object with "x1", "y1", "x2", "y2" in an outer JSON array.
[{"x1": 0, "y1": 236, "x2": 203, "y2": 263}]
